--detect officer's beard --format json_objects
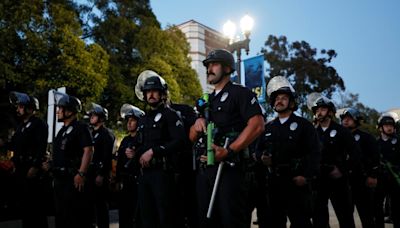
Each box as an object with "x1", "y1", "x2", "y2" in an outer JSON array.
[{"x1": 315, "y1": 113, "x2": 329, "y2": 124}]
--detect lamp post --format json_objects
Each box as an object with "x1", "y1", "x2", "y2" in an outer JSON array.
[{"x1": 223, "y1": 15, "x2": 254, "y2": 84}]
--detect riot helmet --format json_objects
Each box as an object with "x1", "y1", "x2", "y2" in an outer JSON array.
[
  {"x1": 54, "y1": 91, "x2": 82, "y2": 113},
  {"x1": 86, "y1": 102, "x2": 108, "y2": 121},
  {"x1": 378, "y1": 112, "x2": 399, "y2": 128},
  {"x1": 135, "y1": 70, "x2": 168, "y2": 102},
  {"x1": 120, "y1": 104, "x2": 144, "y2": 120},
  {"x1": 308, "y1": 94, "x2": 336, "y2": 114},
  {"x1": 9, "y1": 91, "x2": 39, "y2": 111},
  {"x1": 203, "y1": 49, "x2": 235, "y2": 74},
  {"x1": 266, "y1": 76, "x2": 297, "y2": 111},
  {"x1": 339, "y1": 108, "x2": 363, "y2": 126}
]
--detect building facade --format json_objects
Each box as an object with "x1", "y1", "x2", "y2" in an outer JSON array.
[{"x1": 176, "y1": 20, "x2": 229, "y2": 92}]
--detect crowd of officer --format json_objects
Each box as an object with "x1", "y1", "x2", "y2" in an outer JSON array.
[{"x1": 0, "y1": 48, "x2": 399, "y2": 228}]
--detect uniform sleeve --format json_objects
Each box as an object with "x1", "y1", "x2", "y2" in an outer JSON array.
[
  {"x1": 364, "y1": 133, "x2": 380, "y2": 177},
  {"x1": 98, "y1": 130, "x2": 115, "y2": 176},
  {"x1": 32, "y1": 120, "x2": 49, "y2": 167},
  {"x1": 238, "y1": 88, "x2": 262, "y2": 122},
  {"x1": 79, "y1": 124, "x2": 94, "y2": 149},
  {"x1": 152, "y1": 110, "x2": 186, "y2": 157},
  {"x1": 302, "y1": 120, "x2": 321, "y2": 179}
]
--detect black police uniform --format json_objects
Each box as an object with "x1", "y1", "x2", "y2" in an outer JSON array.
[
  {"x1": 348, "y1": 128, "x2": 379, "y2": 228},
  {"x1": 136, "y1": 104, "x2": 185, "y2": 228},
  {"x1": 52, "y1": 119, "x2": 93, "y2": 228},
  {"x1": 87, "y1": 125, "x2": 115, "y2": 228},
  {"x1": 375, "y1": 135, "x2": 400, "y2": 228},
  {"x1": 8, "y1": 115, "x2": 49, "y2": 228},
  {"x1": 244, "y1": 136, "x2": 271, "y2": 228},
  {"x1": 170, "y1": 103, "x2": 199, "y2": 228},
  {"x1": 115, "y1": 134, "x2": 141, "y2": 228},
  {"x1": 258, "y1": 113, "x2": 320, "y2": 228},
  {"x1": 313, "y1": 121, "x2": 358, "y2": 228},
  {"x1": 196, "y1": 81, "x2": 262, "y2": 228}
]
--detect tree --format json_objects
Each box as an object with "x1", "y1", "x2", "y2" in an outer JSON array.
[
  {"x1": 82, "y1": 0, "x2": 202, "y2": 123},
  {"x1": 0, "y1": 0, "x2": 109, "y2": 112},
  {"x1": 261, "y1": 35, "x2": 345, "y2": 116}
]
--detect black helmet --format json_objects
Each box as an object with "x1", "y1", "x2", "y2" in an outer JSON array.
[
  {"x1": 120, "y1": 104, "x2": 145, "y2": 120},
  {"x1": 9, "y1": 91, "x2": 39, "y2": 110},
  {"x1": 54, "y1": 91, "x2": 82, "y2": 113},
  {"x1": 203, "y1": 49, "x2": 235, "y2": 73},
  {"x1": 87, "y1": 102, "x2": 108, "y2": 121},
  {"x1": 339, "y1": 108, "x2": 363, "y2": 125},
  {"x1": 142, "y1": 76, "x2": 168, "y2": 92},
  {"x1": 311, "y1": 96, "x2": 336, "y2": 114},
  {"x1": 378, "y1": 112, "x2": 399, "y2": 127}
]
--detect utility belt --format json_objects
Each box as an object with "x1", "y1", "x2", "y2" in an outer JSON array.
[
  {"x1": 269, "y1": 160, "x2": 302, "y2": 177},
  {"x1": 145, "y1": 156, "x2": 172, "y2": 171},
  {"x1": 52, "y1": 166, "x2": 77, "y2": 178}
]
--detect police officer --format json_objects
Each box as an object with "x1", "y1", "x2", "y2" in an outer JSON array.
[
  {"x1": 339, "y1": 108, "x2": 379, "y2": 228},
  {"x1": 169, "y1": 101, "x2": 199, "y2": 228},
  {"x1": 135, "y1": 70, "x2": 186, "y2": 228},
  {"x1": 51, "y1": 91, "x2": 94, "y2": 228},
  {"x1": 189, "y1": 49, "x2": 264, "y2": 228},
  {"x1": 257, "y1": 77, "x2": 320, "y2": 228},
  {"x1": 8, "y1": 91, "x2": 49, "y2": 228},
  {"x1": 375, "y1": 112, "x2": 400, "y2": 228},
  {"x1": 309, "y1": 94, "x2": 358, "y2": 228},
  {"x1": 86, "y1": 103, "x2": 115, "y2": 228},
  {"x1": 115, "y1": 104, "x2": 144, "y2": 228}
]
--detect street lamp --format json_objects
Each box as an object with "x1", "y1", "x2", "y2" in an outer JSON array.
[{"x1": 223, "y1": 14, "x2": 254, "y2": 84}]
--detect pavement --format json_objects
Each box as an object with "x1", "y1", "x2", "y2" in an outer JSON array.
[{"x1": 0, "y1": 204, "x2": 394, "y2": 228}]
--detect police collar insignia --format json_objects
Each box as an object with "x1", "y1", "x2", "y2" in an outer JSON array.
[
  {"x1": 25, "y1": 122, "x2": 31, "y2": 129},
  {"x1": 220, "y1": 92, "x2": 229, "y2": 102},
  {"x1": 154, "y1": 113, "x2": 162, "y2": 122},
  {"x1": 354, "y1": 134, "x2": 360, "y2": 141},
  {"x1": 94, "y1": 133, "x2": 99, "y2": 138},
  {"x1": 329, "y1": 129, "x2": 337, "y2": 137},
  {"x1": 265, "y1": 132, "x2": 271, "y2": 137},
  {"x1": 392, "y1": 138, "x2": 398, "y2": 145},
  {"x1": 290, "y1": 122, "x2": 298, "y2": 131},
  {"x1": 176, "y1": 120, "x2": 183, "y2": 127}
]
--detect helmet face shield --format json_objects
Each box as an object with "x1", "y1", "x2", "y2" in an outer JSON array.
[
  {"x1": 9, "y1": 91, "x2": 39, "y2": 110},
  {"x1": 120, "y1": 103, "x2": 145, "y2": 120},
  {"x1": 53, "y1": 91, "x2": 81, "y2": 113},
  {"x1": 86, "y1": 102, "x2": 108, "y2": 120},
  {"x1": 9, "y1": 91, "x2": 31, "y2": 106},
  {"x1": 266, "y1": 76, "x2": 296, "y2": 109},
  {"x1": 135, "y1": 70, "x2": 167, "y2": 101},
  {"x1": 378, "y1": 112, "x2": 399, "y2": 127},
  {"x1": 307, "y1": 93, "x2": 336, "y2": 114}
]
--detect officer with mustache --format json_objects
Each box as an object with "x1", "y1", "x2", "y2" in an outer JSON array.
[
  {"x1": 190, "y1": 49, "x2": 264, "y2": 228},
  {"x1": 257, "y1": 77, "x2": 320, "y2": 228}
]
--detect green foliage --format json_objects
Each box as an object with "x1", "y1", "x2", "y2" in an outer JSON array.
[
  {"x1": 86, "y1": 0, "x2": 202, "y2": 124},
  {"x1": 262, "y1": 35, "x2": 345, "y2": 116},
  {"x1": 0, "y1": 0, "x2": 109, "y2": 112}
]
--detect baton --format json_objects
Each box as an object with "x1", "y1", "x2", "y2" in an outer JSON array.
[{"x1": 206, "y1": 137, "x2": 230, "y2": 218}]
